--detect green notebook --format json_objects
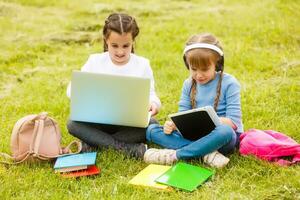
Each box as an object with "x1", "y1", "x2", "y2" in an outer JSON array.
[{"x1": 155, "y1": 162, "x2": 214, "y2": 192}]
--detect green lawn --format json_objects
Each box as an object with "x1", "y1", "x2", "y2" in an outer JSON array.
[{"x1": 0, "y1": 0, "x2": 299, "y2": 199}]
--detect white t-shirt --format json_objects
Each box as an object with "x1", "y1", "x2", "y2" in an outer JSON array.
[{"x1": 67, "y1": 52, "x2": 161, "y2": 109}]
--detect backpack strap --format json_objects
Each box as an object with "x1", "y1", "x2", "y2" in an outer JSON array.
[
  {"x1": 33, "y1": 140, "x2": 82, "y2": 160},
  {"x1": 0, "y1": 152, "x2": 31, "y2": 165},
  {"x1": 32, "y1": 119, "x2": 45, "y2": 157},
  {"x1": 62, "y1": 140, "x2": 82, "y2": 154},
  {"x1": 0, "y1": 141, "x2": 82, "y2": 164},
  {"x1": 0, "y1": 152, "x2": 15, "y2": 164}
]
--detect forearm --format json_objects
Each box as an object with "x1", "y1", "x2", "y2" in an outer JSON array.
[{"x1": 150, "y1": 94, "x2": 161, "y2": 111}]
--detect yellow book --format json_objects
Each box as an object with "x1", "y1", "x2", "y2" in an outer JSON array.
[{"x1": 129, "y1": 164, "x2": 172, "y2": 190}]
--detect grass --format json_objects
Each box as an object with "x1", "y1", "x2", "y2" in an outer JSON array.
[{"x1": 0, "y1": 0, "x2": 299, "y2": 199}]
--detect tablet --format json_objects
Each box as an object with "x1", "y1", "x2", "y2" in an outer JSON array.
[{"x1": 169, "y1": 106, "x2": 221, "y2": 141}]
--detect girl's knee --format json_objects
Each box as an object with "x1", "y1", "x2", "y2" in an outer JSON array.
[
  {"x1": 217, "y1": 125, "x2": 237, "y2": 155},
  {"x1": 216, "y1": 124, "x2": 235, "y2": 142},
  {"x1": 146, "y1": 123, "x2": 162, "y2": 142},
  {"x1": 149, "y1": 118, "x2": 159, "y2": 125},
  {"x1": 67, "y1": 120, "x2": 79, "y2": 134}
]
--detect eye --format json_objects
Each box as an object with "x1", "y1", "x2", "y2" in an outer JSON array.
[
  {"x1": 112, "y1": 44, "x2": 118, "y2": 48},
  {"x1": 123, "y1": 44, "x2": 130, "y2": 48}
]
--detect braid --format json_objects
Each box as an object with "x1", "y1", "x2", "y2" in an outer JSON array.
[
  {"x1": 213, "y1": 71, "x2": 223, "y2": 111},
  {"x1": 103, "y1": 18, "x2": 109, "y2": 52},
  {"x1": 190, "y1": 79, "x2": 197, "y2": 109},
  {"x1": 130, "y1": 17, "x2": 136, "y2": 53}
]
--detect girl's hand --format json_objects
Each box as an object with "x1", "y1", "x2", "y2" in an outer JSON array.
[
  {"x1": 149, "y1": 103, "x2": 159, "y2": 116},
  {"x1": 219, "y1": 117, "x2": 237, "y2": 130},
  {"x1": 164, "y1": 120, "x2": 176, "y2": 134}
]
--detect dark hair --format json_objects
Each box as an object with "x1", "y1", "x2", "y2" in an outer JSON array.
[
  {"x1": 103, "y1": 13, "x2": 139, "y2": 53},
  {"x1": 186, "y1": 33, "x2": 224, "y2": 111}
]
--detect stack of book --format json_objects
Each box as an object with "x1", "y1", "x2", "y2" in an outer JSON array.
[
  {"x1": 54, "y1": 152, "x2": 100, "y2": 178},
  {"x1": 129, "y1": 162, "x2": 214, "y2": 192}
]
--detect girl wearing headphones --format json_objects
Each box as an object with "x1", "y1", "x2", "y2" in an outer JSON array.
[{"x1": 144, "y1": 33, "x2": 243, "y2": 168}]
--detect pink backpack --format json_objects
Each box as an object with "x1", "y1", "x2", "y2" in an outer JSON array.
[
  {"x1": 239, "y1": 129, "x2": 300, "y2": 166},
  {"x1": 0, "y1": 112, "x2": 81, "y2": 164}
]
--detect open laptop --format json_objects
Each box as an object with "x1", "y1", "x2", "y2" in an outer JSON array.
[{"x1": 70, "y1": 71, "x2": 151, "y2": 128}]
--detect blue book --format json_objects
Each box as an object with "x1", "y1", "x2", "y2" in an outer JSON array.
[{"x1": 54, "y1": 152, "x2": 97, "y2": 169}]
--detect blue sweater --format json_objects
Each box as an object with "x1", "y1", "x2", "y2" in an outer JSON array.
[{"x1": 179, "y1": 72, "x2": 244, "y2": 133}]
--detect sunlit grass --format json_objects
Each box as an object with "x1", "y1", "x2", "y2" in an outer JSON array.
[{"x1": 0, "y1": 0, "x2": 299, "y2": 199}]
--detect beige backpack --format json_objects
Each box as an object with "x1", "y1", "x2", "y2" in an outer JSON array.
[{"x1": 0, "y1": 112, "x2": 81, "y2": 164}]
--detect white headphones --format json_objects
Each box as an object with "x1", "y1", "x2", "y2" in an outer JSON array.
[
  {"x1": 183, "y1": 43, "x2": 224, "y2": 56},
  {"x1": 183, "y1": 43, "x2": 224, "y2": 72}
]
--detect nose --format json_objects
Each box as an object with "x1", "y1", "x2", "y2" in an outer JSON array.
[
  {"x1": 116, "y1": 49, "x2": 124, "y2": 55},
  {"x1": 195, "y1": 71, "x2": 204, "y2": 79}
]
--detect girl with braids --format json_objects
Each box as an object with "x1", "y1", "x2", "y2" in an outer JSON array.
[
  {"x1": 66, "y1": 13, "x2": 161, "y2": 159},
  {"x1": 144, "y1": 33, "x2": 243, "y2": 168}
]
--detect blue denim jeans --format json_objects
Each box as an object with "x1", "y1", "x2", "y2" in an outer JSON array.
[{"x1": 146, "y1": 123, "x2": 238, "y2": 160}]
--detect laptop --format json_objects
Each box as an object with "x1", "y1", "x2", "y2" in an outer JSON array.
[{"x1": 70, "y1": 71, "x2": 151, "y2": 128}]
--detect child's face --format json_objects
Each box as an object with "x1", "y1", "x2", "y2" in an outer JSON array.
[
  {"x1": 105, "y1": 31, "x2": 133, "y2": 65},
  {"x1": 190, "y1": 64, "x2": 216, "y2": 85}
]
